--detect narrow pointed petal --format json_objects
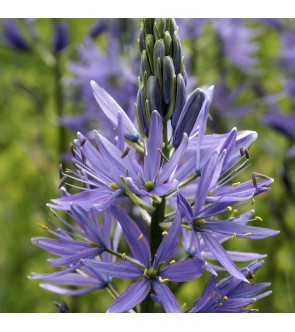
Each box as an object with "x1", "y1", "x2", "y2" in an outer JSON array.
[
  {"x1": 203, "y1": 250, "x2": 266, "y2": 262},
  {"x1": 177, "y1": 191, "x2": 193, "y2": 221},
  {"x1": 144, "y1": 111, "x2": 163, "y2": 181},
  {"x1": 91, "y1": 80, "x2": 139, "y2": 141},
  {"x1": 81, "y1": 260, "x2": 142, "y2": 279},
  {"x1": 199, "y1": 220, "x2": 279, "y2": 239},
  {"x1": 154, "y1": 212, "x2": 182, "y2": 267},
  {"x1": 150, "y1": 180, "x2": 178, "y2": 196},
  {"x1": 202, "y1": 232, "x2": 249, "y2": 282},
  {"x1": 152, "y1": 280, "x2": 182, "y2": 313},
  {"x1": 159, "y1": 259, "x2": 206, "y2": 282},
  {"x1": 50, "y1": 188, "x2": 120, "y2": 211},
  {"x1": 40, "y1": 284, "x2": 103, "y2": 296},
  {"x1": 160, "y1": 133, "x2": 189, "y2": 182},
  {"x1": 189, "y1": 275, "x2": 216, "y2": 312},
  {"x1": 111, "y1": 205, "x2": 151, "y2": 266},
  {"x1": 107, "y1": 279, "x2": 151, "y2": 313},
  {"x1": 195, "y1": 150, "x2": 219, "y2": 213}
]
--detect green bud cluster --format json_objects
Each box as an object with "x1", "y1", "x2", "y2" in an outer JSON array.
[{"x1": 136, "y1": 18, "x2": 187, "y2": 137}]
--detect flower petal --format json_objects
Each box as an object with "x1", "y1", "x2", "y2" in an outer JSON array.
[
  {"x1": 81, "y1": 260, "x2": 142, "y2": 279},
  {"x1": 152, "y1": 280, "x2": 182, "y2": 313},
  {"x1": 202, "y1": 232, "x2": 249, "y2": 282},
  {"x1": 91, "y1": 80, "x2": 139, "y2": 141},
  {"x1": 111, "y1": 205, "x2": 151, "y2": 267},
  {"x1": 107, "y1": 279, "x2": 151, "y2": 313},
  {"x1": 153, "y1": 211, "x2": 182, "y2": 267},
  {"x1": 144, "y1": 111, "x2": 163, "y2": 182},
  {"x1": 159, "y1": 259, "x2": 206, "y2": 282}
]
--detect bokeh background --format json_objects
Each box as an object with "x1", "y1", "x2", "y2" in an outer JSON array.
[{"x1": 0, "y1": 18, "x2": 294, "y2": 313}]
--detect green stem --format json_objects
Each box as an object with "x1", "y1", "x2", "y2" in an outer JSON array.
[
  {"x1": 53, "y1": 49, "x2": 66, "y2": 165},
  {"x1": 141, "y1": 121, "x2": 169, "y2": 313}
]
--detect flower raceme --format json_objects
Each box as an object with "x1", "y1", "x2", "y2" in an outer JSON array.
[{"x1": 31, "y1": 18, "x2": 279, "y2": 313}]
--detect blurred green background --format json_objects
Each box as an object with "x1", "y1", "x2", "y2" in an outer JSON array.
[{"x1": 0, "y1": 18, "x2": 294, "y2": 313}]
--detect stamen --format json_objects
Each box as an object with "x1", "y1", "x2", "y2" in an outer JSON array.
[
  {"x1": 81, "y1": 149, "x2": 86, "y2": 165},
  {"x1": 157, "y1": 148, "x2": 169, "y2": 162},
  {"x1": 210, "y1": 293, "x2": 214, "y2": 301},
  {"x1": 247, "y1": 270, "x2": 255, "y2": 280},
  {"x1": 244, "y1": 148, "x2": 251, "y2": 160},
  {"x1": 162, "y1": 231, "x2": 168, "y2": 236},
  {"x1": 227, "y1": 206, "x2": 233, "y2": 212},
  {"x1": 143, "y1": 268, "x2": 147, "y2": 277},
  {"x1": 217, "y1": 293, "x2": 221, "y2": 300},
  {"x1": 239, "y1": 146, "x2": 244, "y2": 156},
  {"x1": 233, "y1": 209, "x2": 238, "y2": 214},
  {"x1": 121, "y1": 147, "x2": 130, "y2": 159},
  {"x1": 70, "y1": 144, "x2": 75, "y2": 157},
  {"x1": 159, "y1": 277, "x2": 170, "y2": 283},
  {"x1": 59, "y1": 164, "x2": 63, "y2": 179},
  {"x1": 169, "y1": 260, "x2": 176, "y2": 264},
  {"x1": 81, "y1": 137, "x2": 88, "y2": 146},
  {"x1": 37, "y1": 223, "x2": 48, "y2": 230},
  {"x1": 58, "y1": 175, "x2": 68, "y2": 189},
  {"x1": 138, "y1": 233, "x2": 143, "y2": 240},
  {"x1": 110, "y1": 182, "x2": 120, "y2": 190},
  {"x1": 223, "y1": 296, "x2": 228, "y2": 301},
  {"x1": 232, "y1": 182, "x2": 241, "y2": 186},
  {"x1": 121, "y1": 253, "x2": 126, "y2": 260},
  {"x1": 255, "y1": 216, "x2": 263, "y2": 222},
  {"x1": 137, "y1": 173, "x2": 142, "y2": 190},
  {"x1": 36, "y1": 236, "x2": 40, "y2": 244},
  {"x1": 231, "y1": 232, "x2": 237, "y2": 239},
  {"x1": 243, "y1": 232, "x2": 252, "y2": 237},
  {"x1": 251, "y1": 197, "x2": 255, "y2": 205}
]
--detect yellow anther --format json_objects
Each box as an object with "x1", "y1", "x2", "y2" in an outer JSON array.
[
  {"x1": 255, "y1": 216, "x2": 263, "y2": 222},
  {"x1": 169, "y1": 260, "x2": 176, "y2": 264},
  {"x1": 231, "y1": 232, "x2": 237, "y2": 239},
  {"x1": 217, "y1": 293, "x2": 221, "y2": 300},
  {"x1": 143, "y1": 268, "x2": 147, "y2": 277},
  {"x1": 243, "y1": 232, "x2": 252, "y2": 237},
  {"x1": 251, "y1": 197, "x2": 255, "y2": 205},
  {"x1": 233, "y1": 209, "x2": 238, "y2": 214},
  {"x1": 110, "y1": 182, "x2": 120, "y2": 190},
  {"x1": 227, "y1": 206, "x2": 233, "y2": 212},
  {"x1": 208, "y1": 190, "x2": 214, "y2": 196},
  {"x1": 223, "y1": 296, "x2": 228, "y2": 301},
  {"x1": 37, "y1": 223, "x2": 48, "y2": 230},
  {"x1": 121, "y1": 253, "x2": 126, "y2": 259},
  {"x1": 138, "y1": 233, "x2": 143, "y2": 240},
  {"x1": 194, "y1": 219, "x2": 206, "y2": 226},
  {"x1": 36, "y1": 237, "x2": 40, "y2": 244},
  {"x1": 162, "y1": 231, "x2": 168, "y2": 236},
  {"x1": 159, "y1": 277, "x2": 170, "y2": 284},
  {"x1": 181, "y1": 303, "x2": 187, "y2": 310},
  {"x1": 232, "y1": 182, "x2": 241, "y2": 186}
]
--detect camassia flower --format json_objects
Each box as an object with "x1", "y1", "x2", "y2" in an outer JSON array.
[
  {"x1": 29, "y1": 204, "x2": 121, "y2": 294},
  {"x1": 50, "y1": 107, "x2": 188, "y2": 212},
  {"x1": 153, "y1": 260, "x2": 271, "y2": 313},
  {"x1": 82, "y1": 205, "x2": 206, "y2": 313}
]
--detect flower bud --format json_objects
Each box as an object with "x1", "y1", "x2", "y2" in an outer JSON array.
[
  {"x1": 163, "y1": 56, "x2": 175, "y2": 104},
  {"x1": 171, "y1": 74, "x2": 187, "y2": 129},
  {"x1": 173, "y1": 88, "x2": 205, "y2": 148},
  {"x1": 147, "y1": 76, "x2": 162, "y2": 115}
]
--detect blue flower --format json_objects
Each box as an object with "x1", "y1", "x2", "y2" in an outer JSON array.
[
  {"x1": 29, "y1": 205, "x2": 121, "y2": 294},
  {"x1": 1, "y1": 18, "x2": 31, "y2": 51},
  {"x1": 82, "y1": 205, "x2": 206, "y2": 313},
  {"x1": 50, "y1": 109, "x2": 188, "y2": 212},
  {"x1": 153, "y1": 260, "x2": 272, "y2": 312}
]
